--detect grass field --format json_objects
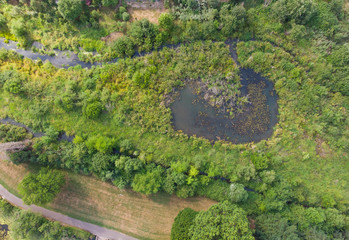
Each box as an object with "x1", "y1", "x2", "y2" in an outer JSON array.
[{"x1": 0, "y1": 159, "x2": 215, "y2": 240}]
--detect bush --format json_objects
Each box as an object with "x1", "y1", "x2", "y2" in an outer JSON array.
[
  {"x1": 272, "y1": 0, "x2": 316, "y2": 25},
  {"x1": 0, "y1": 123, "x2": 31, "y2": 143},
  {"x1": 112, "y1": 36, "x2": 135, "y2": 58},
  {"x1": 171, "y1": 208, "x2": 198, "y2": 240},
  {"x1": 9, "y1": 18, "x2": 27, "y2": 39},
  {"x1": 58, "y1": 0, "x2": 83, "y2": 22},
  {"x1": 102, "y1": 0, "x2": 118, "y2": 7},
  {"x1": 18, "y1": 168, "x2": 65, "y2": 205},
  {"x1": 255, "y1": 213, "x2": 300, "y2": 240},
  {"x1": 3, "y1": 76, "x2": 24, "y2": 94},
  {"x1": 229, "y1": 183, "x2": 248, "y2": 203},
  {"x1": 0, "y1": 13, "x2": 6, "y2": 28},
  {"x1": 159, "y1": 13, "x2": 174, "y2": 31},
  {"x1": 83, "y1": 101, "x2": 103, "y2": 119},
  {"x1": 132, "y1": 166, "x2": 164, "y2": 195},
  {"x1": 122, "y1": 12, "x2": 130, "y2": 22}
]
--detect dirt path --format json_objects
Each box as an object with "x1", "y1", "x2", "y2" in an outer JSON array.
[{"x1": 0, "y1": 184, "x2": 137, "y2": 240}]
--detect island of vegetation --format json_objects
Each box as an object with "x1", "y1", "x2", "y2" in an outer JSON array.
[{"x1": 0, "y1": 0, "x2": 348, "y2": 239}]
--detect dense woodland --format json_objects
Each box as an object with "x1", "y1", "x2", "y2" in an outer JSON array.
[{"x1": 0, "y1": 0, "x2": 348, "y2": 239}]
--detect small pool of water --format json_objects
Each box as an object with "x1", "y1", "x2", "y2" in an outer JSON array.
[{"x1": 171, "y1": 44, "x2": 278, "y2": 144}]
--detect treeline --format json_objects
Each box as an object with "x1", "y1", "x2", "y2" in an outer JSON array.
[
  {"x1": 0, "y1": 198, "x2": 94, "y2": 239},
  {"x1": 171, "y1": 202, "x2": 348, "y2": 240}
]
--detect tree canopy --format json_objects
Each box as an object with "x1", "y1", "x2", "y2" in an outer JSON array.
[{"x1": 18, "y1": 168, "x2": 65, "y2": 205}]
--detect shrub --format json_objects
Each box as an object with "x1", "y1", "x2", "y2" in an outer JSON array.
[
  {"x1": 58, "y1": 0, "x2": 83, "y2": 22},
  {"x1": 102, "y1": 0, "x2": 118, "y2": 7},
  {"x1": 0, "y1": 13, "x2": 6, "y2": 28},
  {"x1": 171, "y1": 208, "x2": 198, "y2": 240},
  {"x1": 83, "y1": 101, "x2": 103, "y2": 119},
  {"x1": 229, "y1": 183, "x2": 248, "y2": 203},
  {"x1": 112, "y1": 36, "x2": 135, "y2": 58},
  {"x1": 122, "y1": 12, "x2": 130, "y2": 21},
  {"x1": 272, "y1": 0, "x2": 316, "y2": 25},
  {"x1": 3, "y1": 76, "x2": 24, "y2": 94},
  {"x1": 0, "y1": 123, "x2": 31, "y2": 143},
  {"x1": 159, "y1": 13, "x2": 174, "y2": 31},
  {"x1": 9, "y1": 18, "x2": 27, "y2": 39}
]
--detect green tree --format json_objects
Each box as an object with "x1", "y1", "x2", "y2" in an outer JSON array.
[
  {"x1": 255, "y1": 213, "x2": 300, "y2": 240},
  {"x1": 171, "y1": 208, "x2": 198, "y2": 240},
  {"x1": 112, "y1": 36, "x2": 135, "y2": 58},
  {"x1": 229, "y1": 183, "x2": 248, "y2": 203},
  {"x1": 30, "y1": 0, "x2": 56, "y2": 13},
  {"x1": 122, "y1": 12, "x2": 130, "y2": 21},
  {"x1": 9, "y1": 18, "x2": 27, "y2": 41},
  {"x1": 3, "y1": 77, "x2": 23, "y2": 94},
  {"x1": 18, "y1": 168, "x2": 65, "y2": 205},
  {"x1": 189, "y1": 201, "x2": 254, "y2": 240},
  {"x1": 58, "y1": 0, "x2": 83, "y2": 22},
  {"x1": 131, "y1": 166, "x2": 164, "y2": 195},
  {"x1": 0, "y1": 13, "x2": 6, "y2": 28},
  {"x1": 82, "y1": 101, "x2": 103, "y2": 119},
  {"x1": 158, "y1": 13, "x2": 174, "y2": 32},
  {"x1": 102, "y1": 0, "x2": 118, "y2": 7}
]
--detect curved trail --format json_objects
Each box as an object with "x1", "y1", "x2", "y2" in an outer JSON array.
[{"x1": 0, "y1": 184, "x2": 137, "y2": 240}]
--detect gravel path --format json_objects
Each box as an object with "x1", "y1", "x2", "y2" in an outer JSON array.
[{"x1": 0, "y1": 184, "x2": 137, "y2": 240}]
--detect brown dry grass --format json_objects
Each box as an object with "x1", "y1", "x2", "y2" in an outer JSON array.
[
  {"x1": 129, "y1": 8, "x2": 168, "y2": 24},
  {"x1": 0, "y1": 159, "x2": 29, "y2": 195},
  {"x1": 0, "y1": 160, "x2": 215, "y2": 239},
  {"x1": 101, "y1": 32, "x2": 124, "y2": 43}
]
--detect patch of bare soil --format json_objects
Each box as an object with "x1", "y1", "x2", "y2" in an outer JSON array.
[
  {"x1": 101, "y1": 32, "x2": 124, "y2": 43},
  {"x1": 128, "y1": 1, "x2": 168, "y2": 24}
]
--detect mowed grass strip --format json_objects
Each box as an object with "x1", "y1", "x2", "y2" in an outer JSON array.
[{"x1": 0, "y1": 159, "x2": 215, "y2": 239}]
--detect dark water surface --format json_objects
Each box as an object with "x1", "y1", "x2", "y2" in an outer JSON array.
[{"x1": 171, "y1": 44, "x2": 278, "y2": 143}]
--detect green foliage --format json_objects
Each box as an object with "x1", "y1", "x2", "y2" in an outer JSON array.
[
  {"x1": 289, "y1": 23, "x2": 307, "y2": 42},
  {"x1": 189, "y1": 201, "x2": 254, "y2": 240},
  {"x1": 3, "y1": 76, "x2": 24, "y2": 94},
  {"x1": 272, "y1": 0, "x2": 315, "y2": 25},
  {"x1": 171, "y1": 208, "x2": 198, "y2": 240},
  {"x1": 132, "y1": 166, "x2": 164, "y2": 195},
  {"x1": 128, "y1": 19, "x2": 159, "y2": 49},
  {"x1": 112, "y1": 36, "x2": 135, "y2": 58},
  {"x1": 82, "y1": 101, "x2": 103, "y2": 119},
  {"x1": 220, "y1": 5, "x2": 246, "y2": 37},
  {"x1": 159, "y1": 13, "x2": 174, "y2": 32},
  {"x1": 102, "y1": 0, "x2": 118, "y2": 7},
  {"x1": 229, "y1": 183, "x2": 248, "y2": 203},
  {"x1": 255, "y1": 213, "x2": 300, "y2": 240},
  {"x1": 90, "y1": 153, "x2": 114, "y2": 179},
  {"x1": 10, "y1": 210, "x2": 93, "y2": 240},
  {"x1": 0, "y1": 123, "x2": 31, "y2": 143},
  {"x1": 58, "y1": 0, "x2": 83, "y2": 22},
  {"x1": 30, "y1": 0, "x2": 56, "y2": 13},
  {"x1": 197, "y1": 180, "x2": 230, "y2": 201},
  {"x1": 0, "y1": 199, "x2": 14, "y2": 217},
  {"x1": 18, "y1": 168, "x2": 65, "y2": 205},
  {"x1": 122, "y1": 12, "x2": 130, "y2": 22},
  {"x1": 0, "y1": 13, "x2": 6, "y2": 28}
]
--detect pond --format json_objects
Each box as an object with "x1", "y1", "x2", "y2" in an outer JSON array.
[{"x1": 171, "y1": 44, "x2": 278, "y2": 144}]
